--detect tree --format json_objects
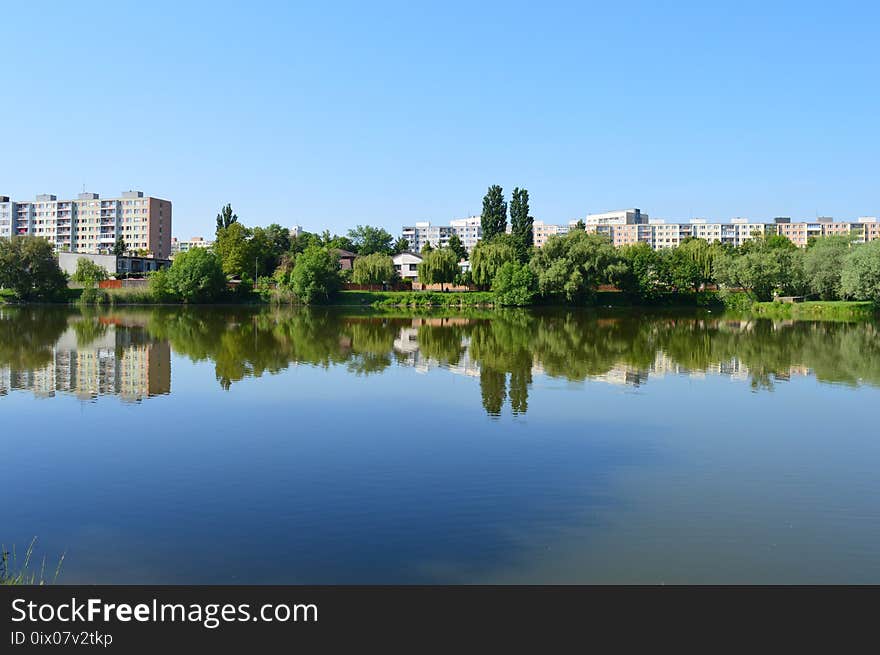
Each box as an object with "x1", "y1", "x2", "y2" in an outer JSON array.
[
  {"x1": 492, "y1": 261, "x2": 537, "y2": 306},
  {"x1": 216, "y1": 204, "x2": 239, "y2": 235},
  {"x1": 480, "y1": 184, "x2": 507, "y2": 241},
  {"x1": 347, "y1": 225, "x2": 394, "y2": 255},
  {"x1": 250, "y1": 225, "x2": 290, "y2": 281},
  {"x1": 574, "y1": 220, "x2": 586, "y2": 231},
  {"x1": 112, "y1": 235, "x2": 127, "y2": 256},
  {"x1": 470, "y1": 236, "x2": 518, "y2": 289},
  {"x1": 165, "y1": 248, "x2": 227, "y2": 302},
  {"x1": 0, "y1": 236, "x2": 68, "y2": 301},
  {"x1": 352, "y1": 253, "x2": 395, "y2": 286},
  {"x1": 417, "y1": 248, "x2": 459, "y2": 291},
  {"x1": 663, "y1": 237, "x2": 717, "y2": 293},
  {"x1": 71, "y1": 258, "x2": 110, "y2": 287},
  {"x1": 393, "y1": 237, "x2": 410, "y2": 254},
  {"x1": 447, "y1": 233, "x2": 467, "y2": 262},
  {"x1": 421, "y1": 241, "x2": 434, "y2": 254},
  {"x1": 509, "y1": 187, "x2": 533, "y2": 260},
  {"x1": 322, "y1": 231, "x2": 357, "y2": 252},
  {"x1": 715, "y1": 239, "x2": 806, "y2": 301},
  {"x1": 288, "y1": 246, "x2": 341, "y2": 303},
  {"x1": 804, "y1": 235, "x2": 852, "y2": 300},
  {"x1": 214, "y1": 222, "x2": 254, "y2": 277},
  {"x1": 529, "y1": 230, "x2": 619, "y2": 302},
  {"x1": 290, "y1": 231, "x2": 323, "y2": 254},
  {"x1": 841, "y1": 239, "x2": 880, "y2": 302},
  {"x1": 618, "y1": 242, "x2": 663, "y2": 299}
]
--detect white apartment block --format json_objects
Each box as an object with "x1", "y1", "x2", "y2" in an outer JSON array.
[
  {"x1": 171, "y1": 236, "x2": 213, "y2": 256},
  {"x1": 580, "y1": 208, "x2": 649, "y2": 227},
  {"x1": 401, "y1": 216, "x2": 482, "y2": 255},
  {"x1": 0, "y1": 190, "x2": 172, "y2": 259}
]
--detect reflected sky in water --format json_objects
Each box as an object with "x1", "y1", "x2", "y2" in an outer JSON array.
[{"x1": 3, "y1": 306, "x2": 880, "y2": 583}]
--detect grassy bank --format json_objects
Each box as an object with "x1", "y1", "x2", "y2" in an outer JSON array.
[
  {"x1": 336, "y1": 290, "x2": 498, "y2": 308},
  {"x1": 750, "y1": 300, "x2": 878, "y2": 321}
]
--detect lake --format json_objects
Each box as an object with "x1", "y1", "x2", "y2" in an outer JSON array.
[{"x1": 2, "y1": 305, "x2": 879, "y2": 583}]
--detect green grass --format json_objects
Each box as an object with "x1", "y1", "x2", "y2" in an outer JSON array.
[
  {"x1": 0, "y1": 288, "x2": 15, "y2": 303},
  {"x1": 336, "y1": 290, "x2": 497, "y2": 308},
  {"x1": 751, "y1": 300, "x2": 877, "y2": 321},
  {"x1": 0, "y1": 539, "x2": 65, "y2": 585}
]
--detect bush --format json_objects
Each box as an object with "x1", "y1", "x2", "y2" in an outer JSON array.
[{"x1": 492, "y1": 261, "x2": 537, "y2": 306}]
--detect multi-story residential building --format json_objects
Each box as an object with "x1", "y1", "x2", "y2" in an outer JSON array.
[
  {"x1": 0, "y1": 190, "x2": 172, "y2": 258},
  {"x1": 531, "y1": 221, "x2": 569, "y2": 248},
  {"x1": 581, "y1": 208, "x2": 649, "y2": 226},
  {"x1": 171, "y1": 236, "x2": 213, "y2": 256},
  {"x1": 401, "y1": 216, "x2": 482, "y2": 254},
  {"x1": 0, "y1": 196, "x2": 13, "y2": 238}
]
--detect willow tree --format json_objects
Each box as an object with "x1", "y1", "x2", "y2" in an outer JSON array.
[
  {"x1": 470, "y1": 237, "x2": 518, "y2": 289},
  {"x1": 352, "y1": 253, "x2": 395, "y2": 286},
  {"x1": 417, "y1": 248, "x2": 458, "y2": 291}
]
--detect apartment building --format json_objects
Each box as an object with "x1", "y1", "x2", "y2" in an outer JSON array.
[
  {"x1": 582, "y1": 208, "x2": 649, "y2": 226},
  {"x1": 171, "y1": 236, "x2": 213, "y2": 256},
  {"x1": 532, "y1": 221, "x2": 569, "y2": 248},
  {"x1": 401, "y1": 216, "x2": 482, "y2": 254},
  {"x1": 0, "y1": 190, "x2": 172, "y2": 259}
]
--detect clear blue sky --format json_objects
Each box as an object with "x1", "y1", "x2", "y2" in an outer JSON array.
[{"x1": 1, "y1": 1, "x2": 878, "y2": 238}]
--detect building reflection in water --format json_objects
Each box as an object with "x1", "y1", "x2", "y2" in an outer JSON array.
[{"x1": 0, "y1": 315, "x2": 170, "y2": 402}]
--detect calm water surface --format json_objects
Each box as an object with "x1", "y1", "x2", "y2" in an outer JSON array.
[{"x1": 3, "y1": 305, "x2": 879, "y2": 583}]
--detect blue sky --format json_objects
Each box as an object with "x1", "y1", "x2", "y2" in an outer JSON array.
[{"x1": 1, "y1": 1, "x2": 878, "y2": 238}]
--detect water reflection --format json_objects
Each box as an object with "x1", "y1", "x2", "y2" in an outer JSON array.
[{"x1": 2, "y1": 306, "x2": 879, "y2": 414}]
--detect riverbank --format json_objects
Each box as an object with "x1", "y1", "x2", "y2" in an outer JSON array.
[{"x1": 749, "y1": 300, "x2": 877, "y2": 321}]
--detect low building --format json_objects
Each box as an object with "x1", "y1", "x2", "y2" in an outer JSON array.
[
  {"x1": 334, "y1": 249, "x2": 358, "y2": 271},
  {"x1": 392, "y1": 251, "x2": 422, "y2": 280},
  {"x1": 59, "y1": 252, "x2": 171, "y2": 277}
]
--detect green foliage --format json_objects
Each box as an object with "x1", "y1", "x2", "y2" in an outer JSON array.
[
  {"x1": 352, "y1": 253, "x2": 395, "y2": 286},
  {"x1": 841, "y1": 239, "x2": 880, "y2": 302},
  {"x1": 214, "y1": 222, "x2": 253, "y2": 277},
  {"x1": 1, "y1": 538, "x2": 64, "y2": 585},
  {"x1": 290, "y1": 231, "x2": 323, "y2": 254},
  {"x1": 215, "y1": 203, "x2": 239, "y2": 235},
  {"x1": 112, "y1": 235, "x2": 127, "y2": 256},
  {"x1": 662, "y1": 238, "x2": 718, "y2": 292},
  {"x1": 71, "y1": 258, "x2": 110, "y2": 286},
  {"x1": 417, "y1": 248, "x2": 459, "y2": 289},
  {"x1": 470, "y1": 236, "x2": 518, "y2": 289},
  {"x1": 529, "y1": 230, "x2": 619, "y2": 302},
  {"x1": 804, "y1": 235, "x2": 852, "y2": 300},
  {"x1": 288, "y1": 246, "x2": 341, "y2": 304},
  {"x1": 347, "y1": 225, "x2": 394, "y2": 255},
  {"x1": 715, "y1": 237, "x2": 806, "y2": 301},
  {"x1": 0, "y1": 236, "x2": 68, "y2": 301},
  {"x1": 421, "y1": 241, "x2": 434, "y2": 253},
  {"x1": 492, "y1": 261, "x2": 537, "y2": 306},
  {"x1": 480, "y1": 184, "x2": 507, "y2": 241},
  {"x1": 617, "y1": 243, "x2": 663, "y2": 299},
  {"x1": 165, "y1": 248, "x2": 228, "y2": 302},
  {"x1": 509, "y1": 187, "x2": 533, "y2": 260},
  {"x1": 447, "y1": 233, "x2": 467, "y2": 261},
  {"x1": 393, "y1": 237, "x2": 410, "y2": 254},
  {"x1": 574, "y1": 220, "x2": 586, "y2": 231}
]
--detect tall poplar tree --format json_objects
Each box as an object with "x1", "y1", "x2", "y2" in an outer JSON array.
[
  {"x1": 480, "y1": 185, "x2": 507, "y2": 242},
  {"x1": 509, "y1": 187, "x2": 533, "y2": 260}
]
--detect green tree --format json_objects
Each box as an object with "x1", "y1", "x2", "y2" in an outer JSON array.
[
  {"x1": 71, "y1": 258, "x2": 110, "y2": 287},
  {"x1": 529, "y1": 230, "x2": 619, "y2": 302},
  {"x1": 480, "y1": 184, "x2": 507, "y2": 241},
  {"x1": 417, "y1": 248, "x2": 459, "y2": 291},
  {"x1": 112, "y1": 235, "x2": 127, "y2": 256},
  {"x1": 664, "y1": 238, "x2": 717, "y2": 293},
  {"x1": 347, "y1": 225, "x2": 394, "y2": 255},
  {"x1": 447, "y1": 233, "x2": 467, "y2": 261},
  {"x1": 0, "y1": 236, "x2": 68, "y2": 301},
  {"x1": 290, "y1": 231, "x2": 323, "y2": 254},
  {"x1": 841, "y1": 239, "x2": 880, "y2": 301},
  {"x1": 421, "y1": 241, "x2": 434, "y2": 254},
  {"x1": 509, "y1": 187, "x2": 533, "y2": 260},
  {"x1": 352, "y1": 253, "x2": 395, "y2": 286},
  {"x1": 165, "y1": 248, "x2": 227, "y2": 302},
  {"x1": 214, "y1": 222, "x2": 254, "y2": 277},
  {"x1": 322, "y1": 231, "x2": 357, "y2": 252},
  {"x1": 804, "y1": 235, "x2": 852, "y2": 300},
  {"x1": 492, "y1": 261, "x2": 537, "y2": 306},
  {"x1": 215, "y1": 204, "x2": 239, "y2": 235},
  {"x1": 393, "y1": 237, "x2": 410, "y2": 254},
  {"x1": 470, "y1": 236, "x2": 518, "y2": 289},
  {"x1": 289, "y1": 246, "x2": 341, "y2": 303},
  {"x1": 618, "y1": 242, "x2": 663, "y2": 299},
  {"x1": 715, "y1": 238, "x2": 806, "y2": 301},
  {"x1": 574, "y1": 219, "x2": 586, "y2": 231}
]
